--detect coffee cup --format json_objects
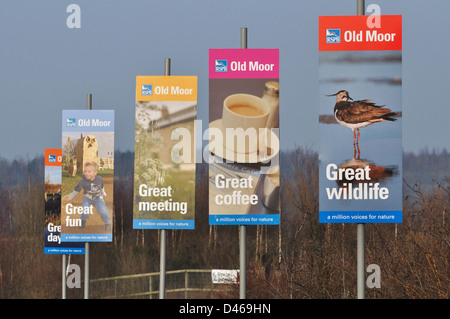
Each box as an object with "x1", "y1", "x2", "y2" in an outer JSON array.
[{"x1": 222, "y1": 94, "x2": 270, "y2": 154}]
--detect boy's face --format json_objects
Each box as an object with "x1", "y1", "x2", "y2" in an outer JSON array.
[{"x1": 84, "y1": 165, "x2": 98, "y2": 181}]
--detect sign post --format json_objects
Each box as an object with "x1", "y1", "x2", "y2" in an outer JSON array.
[
  {"x1": 133, "y1": 59, "x2": 197, "y2": 299},
  {"x1": 356, "y1": 0, "x2": 365, "y2": 300},
  {"x1": 44, "y1": 147, "x2": 84, "y2": 299},
  {"x1": 209, "y1": 28, "x2": 280, "y2": 299},
  {"x1": 61, "y1": 94, "x2": 115, "y2": 299},
  {"x1": 85, "y1": 93, "x2": 92, "y2": 300},
  {"x1": 318, "y1": 1, "x2": 402, "y2": 299},
  {"x1": 159, "y1": 58, "x2": 170, "y2": 299},
  {"x1": 239, "y1": 27, "x2": 247, "y2": 300}
]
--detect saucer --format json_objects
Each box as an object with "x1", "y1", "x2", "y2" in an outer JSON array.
[{"x1": 208, "y1": 119, "x2": 280, "y2": 163}]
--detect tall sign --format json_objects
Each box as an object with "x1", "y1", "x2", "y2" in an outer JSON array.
[
  {"x1": 208, "y1": 49, "x2": 280, "y2": 225},
  {"x1": 44, "y1": 148, "x2": 84, "y2": 254},
  {"x1": 60, "y1": 110, "x2": 115, "y2": 241},
  {"x1": 318, "y1": 15, "x2": 402, "y2": 223},
  {"x1": 133, "y1": 76, "x2": 197, "y2": 230}
]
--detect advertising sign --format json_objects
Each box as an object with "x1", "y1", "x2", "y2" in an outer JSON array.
[
  {"x1": 61, "y1": 110, "x2": 115, "y2": 241},
  {"x1": 44, "y1": 149, "x2": 84, "y2": 254},
  {"x1": 209, "y1": 49, "x2": 280, "y2": 225},
  {"x1": 318, "y1": 15, "x2": 402, "y2": 223},
  {"x1": 211, "y1": 269, "x2": 239, "y2": 284},
  {"x1": 133, "y1": 76, "x2": 197, "y2": 229}
]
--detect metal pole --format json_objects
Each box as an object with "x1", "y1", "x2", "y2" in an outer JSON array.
[
  {"x1": 356, "y1": 0, "x2": 365, "y2": 300},
  {"x1": 87, "y1": 93, "x2": 92, "y2": 110},
  {"x1": 159, "y1": 230, "x2": 166, "y2": 299},
  {"x1": 240, "y1": 226, "x2": 246, "y2": 299},
  {"x1": 240, "y1": 27, "x2": 247, "y2": 50},
  {"x1": 84, "y1": 93, "x2": 92, "y2": 299},
  {"x1": 62, "y1": 254, "x2": 67, "y2": 299},
  {"x1": 239, "y1": 27, "x2": 247, "y2": 300},
  {"x1": 165, "y1": 58, "x2": 171, "y2": 78},
  {"x1": 357, "y1": 0, "x2": 365, "y2": 15},
  {"x1": 84, "y1": 242, "x2": 89, "y2": 298},
  {"x1": 159, "y1": 59, "x2": 170, "y2": 299},
  {"x1": 357, "y1": 223, "x2": 365, "y2": 299}
]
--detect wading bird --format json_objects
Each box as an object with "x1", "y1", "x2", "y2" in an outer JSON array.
[{"x1": 328, "y1": 90, "x2": 398, "y2": 145}]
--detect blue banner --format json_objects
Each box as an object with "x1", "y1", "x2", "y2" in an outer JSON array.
[
  {"x1": 45, "y1": 247, "x2": 85, "y2": 255},
  {"x1": 319, "y1": 211, "x2": 402, "y2": 223},
  {"x1": 61, "y1": 110, "x2": 115, "y2": 242},
  {"x1": 133, "y1": 219, "x2": 194, "y2": 230},
  {"x1": 62, "y1": 110, "x2": 115, "y2": 132},
  {"x1": 209, "y1": 214, "x2": 279, "y2": 225},
  {"x1": 61, "y1": 233, "x2": 112, "y2": 242}
]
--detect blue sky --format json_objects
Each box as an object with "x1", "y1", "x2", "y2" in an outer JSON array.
[{"x1": 0, "y1": 0, "x2": 449, "y2": 160}]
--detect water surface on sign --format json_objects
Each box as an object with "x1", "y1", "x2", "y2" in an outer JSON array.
[{"x1": 319, "y1": 51, "x2": 402, "y2": 213}]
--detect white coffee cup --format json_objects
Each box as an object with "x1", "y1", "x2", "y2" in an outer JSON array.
[{"x1": 222, "y1": 94, "x2": 270, "y2": 154}]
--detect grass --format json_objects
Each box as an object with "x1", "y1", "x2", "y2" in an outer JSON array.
[{"x1": 61, "y1": 169, "x2": 114, "y2": 196}]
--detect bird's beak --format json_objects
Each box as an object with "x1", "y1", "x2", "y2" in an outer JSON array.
[{"x1": 348, "y1": 96, "x2": 353, "y2": 100}]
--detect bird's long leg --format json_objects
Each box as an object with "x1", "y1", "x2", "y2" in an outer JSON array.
[
  {"x1": 356, "y1": 128, "x2": 360, "y2": 144},
  {"x1": 353, "y1": 129, "x2": 356, "y2": 145}
]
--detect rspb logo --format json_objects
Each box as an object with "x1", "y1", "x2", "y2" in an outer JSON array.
[
  {"x1": 326, "y1": 29, "x2": 340, "y2": 43},
  {"x1": 215, "y1": 60, "x2": 228, "y2": 72},
  {"x1": 48, "y1": 154, "x2": 56, "y2": 163},
  {"x1": 66, "y1": 118, "x2": 76, "y2": 127},
  {"x1": 142, "y1": 85, "x2": 153, "y2": 96}
]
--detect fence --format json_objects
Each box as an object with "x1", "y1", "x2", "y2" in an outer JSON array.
[{"x1": 90, "y1": 269, "x2": 236, "y2": 299}]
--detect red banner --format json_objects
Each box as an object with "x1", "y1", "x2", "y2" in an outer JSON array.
[
  {"x1": 45, "y1": 148, "x2": 62, "y2": 166},
  {"x1": 319, "y1": 15, "x2": 402, "y2": 51}
]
